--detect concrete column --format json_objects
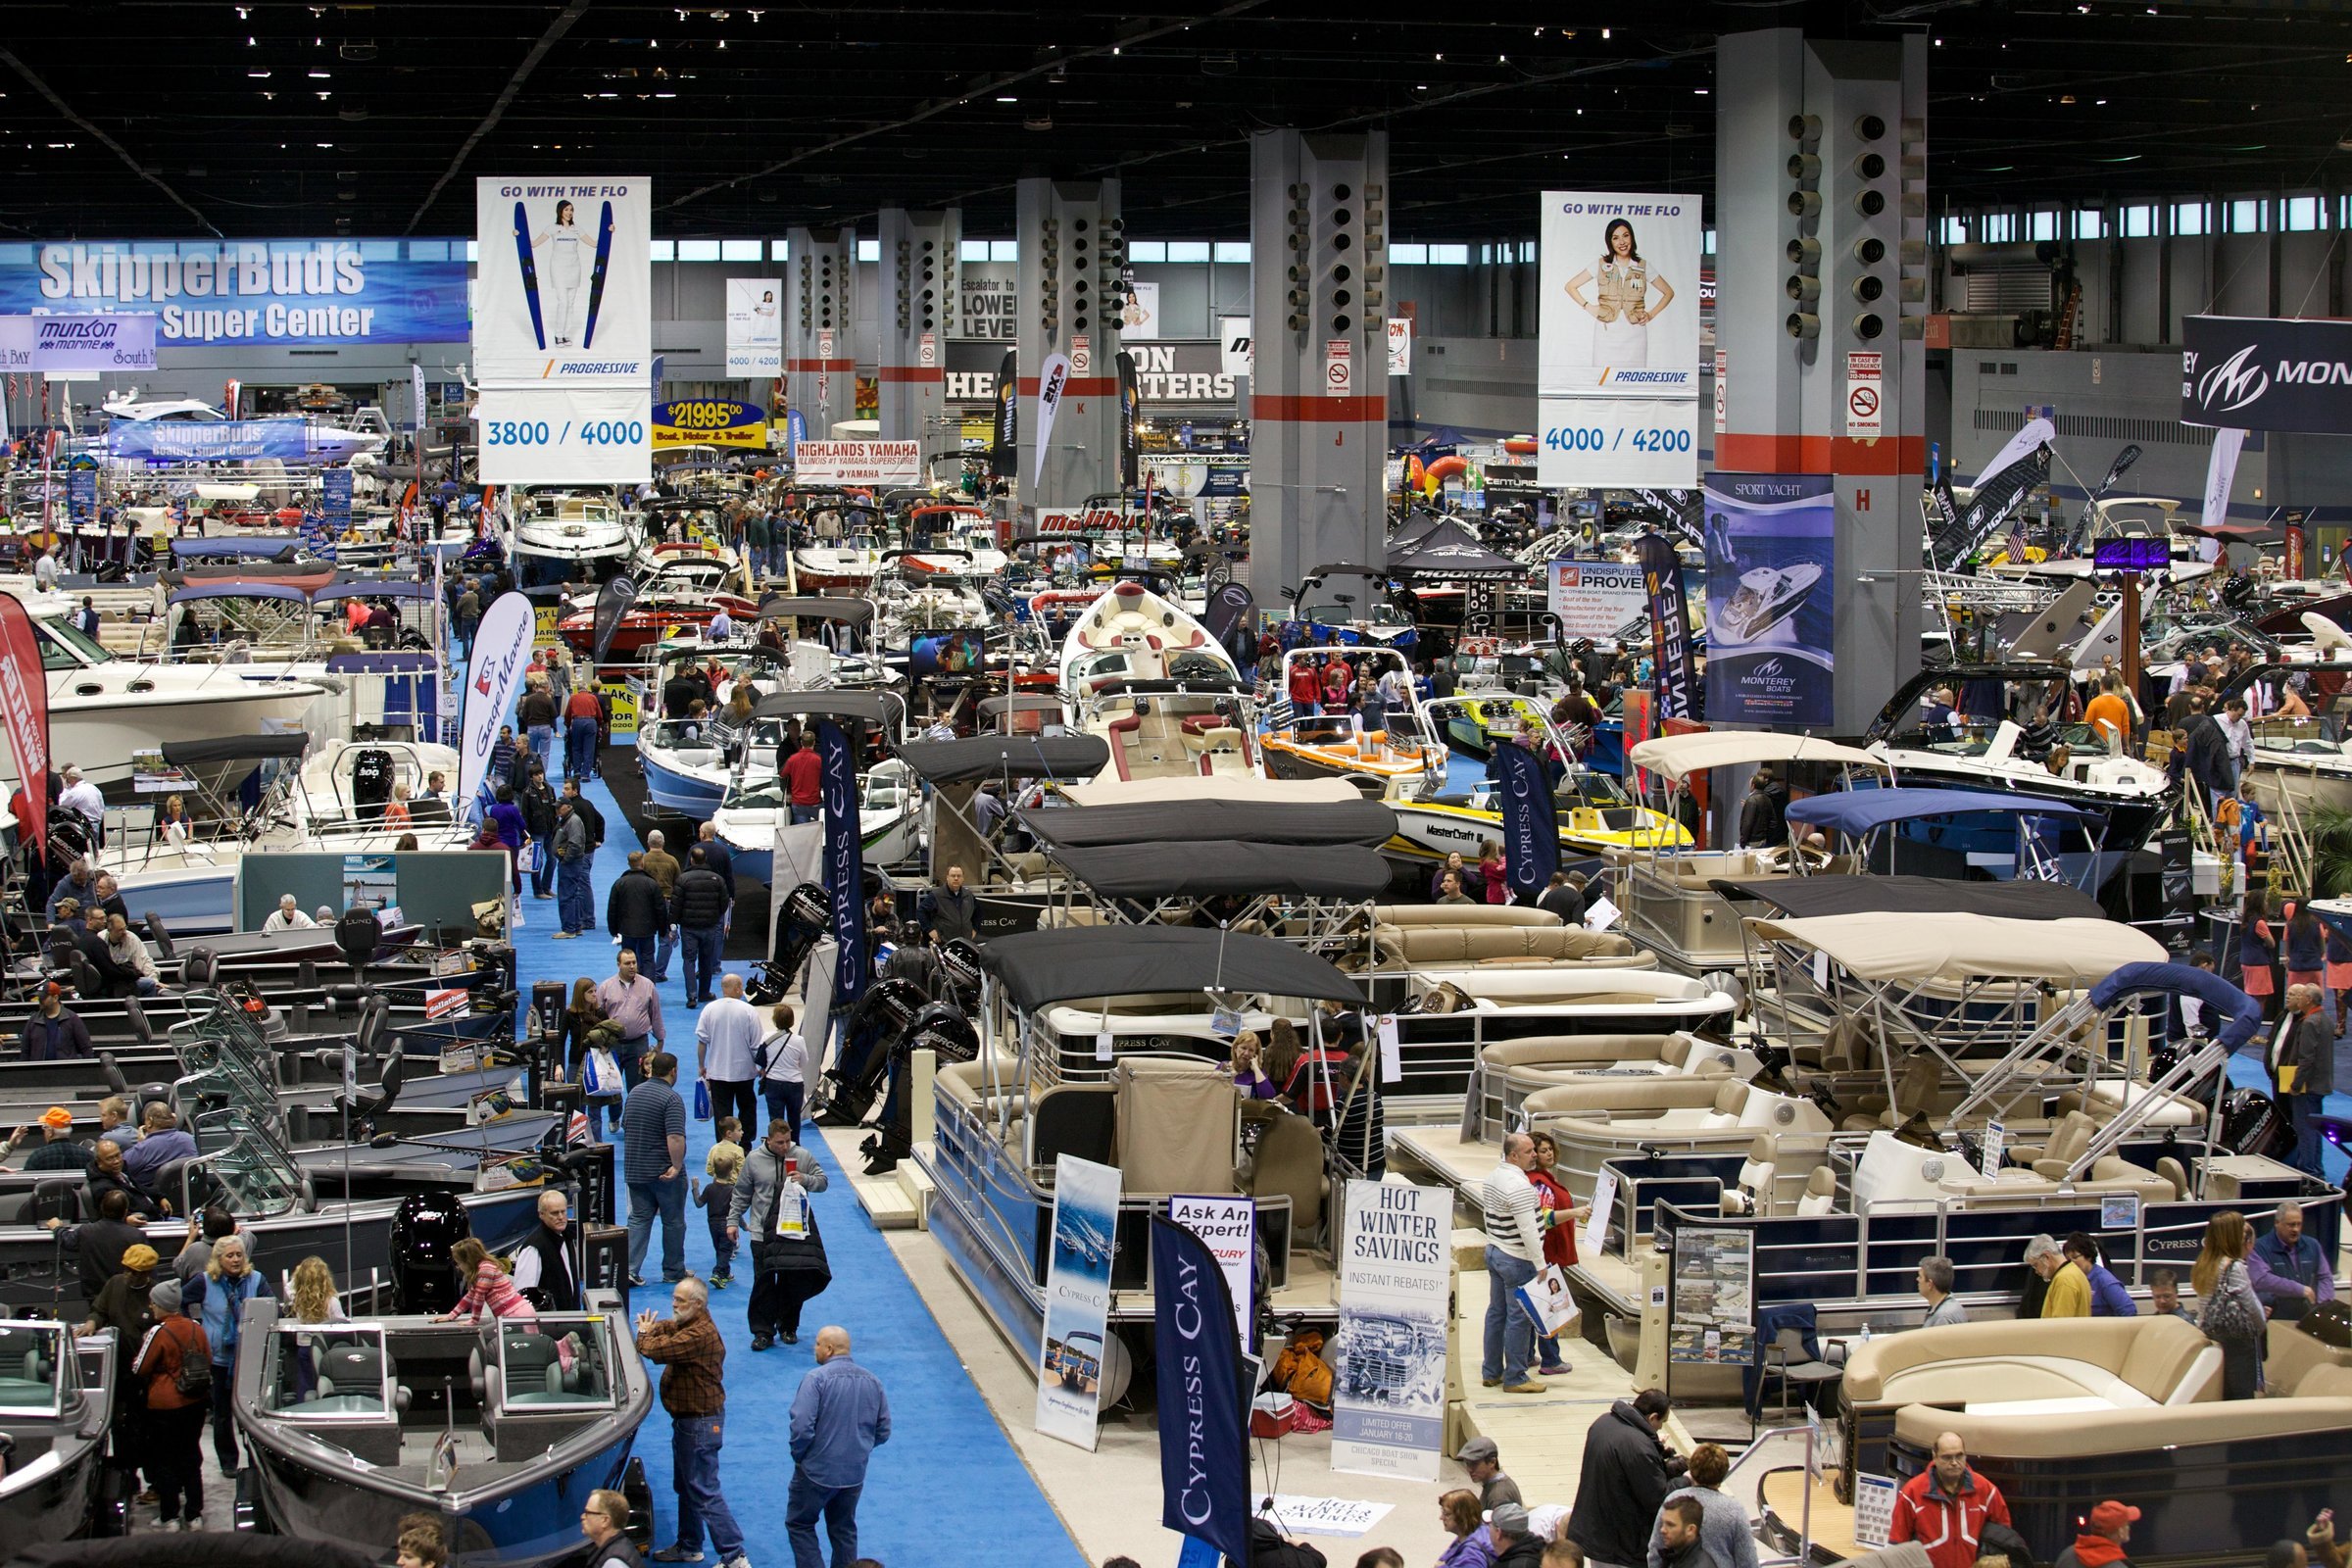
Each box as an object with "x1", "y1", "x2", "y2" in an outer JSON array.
[
  {"x1": 784, "y1": 226, "x2": 857, "y2": 443},
  {"x1": 1014, "y1": 178, "x2": 1125, "y2": 512},
  {"x1": 1714, "y1": 29, "x2": 1926, "y2": 733},
  {"x1": 1245, "y1": 128, "x2": 1391, "y2": 612},
  {"x1": 876, "y1": 209, "x2": 961, "y2": 446}
]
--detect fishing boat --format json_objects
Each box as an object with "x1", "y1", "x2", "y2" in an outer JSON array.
[
  {"x1": 0, "y1": 1320, "x2": 118, "y2": 1551},
  {"x1": 643, "y1": 689, "x2": 906, "y2": 824},
  {"x1": 234, "y1": 1298, "x2": 651, "y2": 1567},
  {"x1": 1710, "y1": 562, "x2": 1823, "y2": 645}
]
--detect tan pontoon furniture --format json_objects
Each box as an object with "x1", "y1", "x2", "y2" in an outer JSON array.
[
  {"x1": 1368, "y1": 903, "x2": 1560, "y2": 928},
  {"x1": 1526, "y1": 1075, "x2": 1838, "y2": 1208},
  {"x1": 1844, "y1": 1316, "x2": 2225, "y2": 1414},
  {"x1": 1470, "y1": 1033, "x2": 1757, "y2": 1139},
  {"x1": 1406, "y1": 966, "x2": 1732, "y2": 1019},
  {"x1": 1368, "y1": 921, "x2": 1652, "y2": 969}
]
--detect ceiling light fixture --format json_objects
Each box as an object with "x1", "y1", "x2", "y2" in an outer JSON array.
[{"x1": 249, "y1": 69, "x2": 270, "y2": 77}]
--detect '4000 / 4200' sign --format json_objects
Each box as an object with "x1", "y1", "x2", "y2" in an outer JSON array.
[{"x1": 1545, "y1": 424, "x2": 1692, "y2": 455}]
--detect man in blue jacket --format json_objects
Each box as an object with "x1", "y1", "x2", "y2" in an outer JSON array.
[
  {"x1": 2250, "y1": 1200, "x2": 2337, "y2": 1321},
  {"x1": 786, "y1": 1325, "x2": 891, "y2": 1568}
]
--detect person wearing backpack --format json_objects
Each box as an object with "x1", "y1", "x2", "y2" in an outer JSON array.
[{"x1": 135, "y1": 1277, "x2": 212, "y2": 1531}]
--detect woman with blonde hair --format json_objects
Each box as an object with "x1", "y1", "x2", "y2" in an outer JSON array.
[
  {"x1": 289, "y1": 1256, "x2": 347, "y2": 1324},
  {"x1": 2191, "y1": 1209, "x2": 2266, "y2": 1398},
  {"x1": 1230, "y1": 1030, "x2": 1280, "y2": 1100},
  {"x1": 1435, "y1": 1488, "x2": 1493, "y2": 1568}
]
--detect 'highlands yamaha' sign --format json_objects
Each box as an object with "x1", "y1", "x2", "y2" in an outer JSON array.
[{"x1": 2181, "y1": 315, "x2": 2352, "y2": 434}]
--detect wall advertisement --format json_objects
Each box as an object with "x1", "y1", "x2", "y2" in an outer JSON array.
[
  {"x1": 724, "y1": 278, "x2": 783, "y2": 376},
  {"x1": 1330, "y1": 1180, "x2": 1449, "y2": 1481},
  {"x1": 0, "y1": 240, "x2": 470, "y2": 345},
  {"x1": 473, "y1": 177, "x2": 653, "y2": 484},
  {"x1": 1538, "y1": 190, "x2": 1703, "y2": 488},
  {"x1": 0, "y1": 314, "x2": 157, "y2": 373},
  {"x1": 1545, "y1": 559, "x2": 1647, "y2": 640},
  {"x1": 1037, "y1": 1153, "x2": 1123, "y2": 1450},
  {"x1": 793, "y1": 438, "x2": 920, "y2": 487},
  {"x1": 653, "y1": 399, "x2": 767, "y2": 450},
  {"x1": 1702, "y1": 472, "x2": 1836, "y2": 727}
]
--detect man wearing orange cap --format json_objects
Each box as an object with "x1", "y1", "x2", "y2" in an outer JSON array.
[
  {"x1": 0, "y1": 1105, "x2": 94, "y2": 1173},
  {"x1": 2055, "y1": 1501, "x2": 2141, "y2": 1568},
  {"x1": 22, "y1": 983, "x2": 94, "y2": 1061}
]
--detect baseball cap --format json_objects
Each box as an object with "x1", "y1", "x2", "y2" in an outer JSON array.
[
  {"x1": 121, "y1": 1245, "x2": 160, "y2": 1272},
  {"x1": 1484, "y1": 1503, "x2": 1531, "y2": 1538},
  {"x1": 1456, "y1": 1437, "x2": 1499, "y2": 1464},
  {"x1": 40, "y1": 1105, "x2": 73, "y2": 1130},
  {"x1": 2088, "y1": 1502, "x2": 2141, "y2": 1533}
]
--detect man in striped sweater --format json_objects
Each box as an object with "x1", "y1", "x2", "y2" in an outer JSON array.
[{"x1": 1481, "y1": 1132, "x2": 1547, "y2": 1395}]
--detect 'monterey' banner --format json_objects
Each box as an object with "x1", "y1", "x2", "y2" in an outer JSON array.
[{"x1": 2181, "y1": 315, "x2": 2352, "y2": 434}]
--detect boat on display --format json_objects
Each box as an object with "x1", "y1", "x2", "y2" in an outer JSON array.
[
  {"x1": 509, "y1": 486, "x2": 634, "y2": 606},
  {"x1": 903, "y1": 504, "x2": 1008, "y2": 577},
  {"x1": 234, "y1": 1299, "x2": 650, "y2": 1567},
  {"x1": 710, "y1": 755, "x2": 922, "y2": 884},
  {"x1": 641, "y1": 689, "x2": 906, "y2": 823},
  {"x1": 0, "y1": 1320, "x2": 119, "y2": 1550},
  {"x1": 1258, "y1": 646, "x2": 1444, "y2": 799},
  {"x1": 556, "y1": 552, "x2": 758, "y2": 662},
  {"x1": 1711, "y1": 562, "x2": 1824, "y2": 646},
  {"x1": 1438, "y1": 691, "x2": 1549, "y2": 759}
]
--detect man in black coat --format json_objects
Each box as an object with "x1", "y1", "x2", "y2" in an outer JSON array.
[
  {"x1": 519, "y1": 767, "x2": 561, "y2": 901},
  {"x1": 670, "y1": 848, "x2": 733, "y2": 1007},
  {"x1": 1565, "y1": 1389, "x2": 1680, "y2": 1568},
  {"x1": 605, "y1": 852, "x2": 668, "y2": 974},
  {"x1": 1738, "y1": 771, "x2": 1783, "y2": 849},
  {"x1": 562, "y1": 779, "x2": 607, "y2": 850}
]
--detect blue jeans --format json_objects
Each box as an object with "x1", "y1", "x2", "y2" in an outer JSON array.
[
  {"x1": 1483, "y1": 1247, "x2": 1538, "y2": 1385},
  {"x1": 787, "y1": 1471, "x2": 863, "y2": 1568},
  {"x1": 566, "y1": 716, "x2": 600, "y2": 780},
  {"x1": 764, "y1": 1080, "x2": 806, "y2": 1146},
  {"x1": 557, "y1": 854, "x2": 594, "y2": 934},
  {"x1": 653, "y1": 924, "x2": 677, "y2": 983},
  {"x1": 2291, "y1": 1092, "x2": 2328, "y2": 1177},
  {"x1": 627, "y1": 1175, "x2": 687, "y2": 1281},
  {"x1": 789, "y1": 804, "x2": 818, "y2": 825},
  {"x1": 526, "y1": 724, "x2": 554, "y2": 775},
  {"x1": 531, "y1": 838, "x2": 559, "y2": 897},
  {"x1": 670, "y1": 1412, "x2": 745, "y2": 1560},
  {"x1": 681, "y1": 923, "x2": 724, "y2": 1004}
]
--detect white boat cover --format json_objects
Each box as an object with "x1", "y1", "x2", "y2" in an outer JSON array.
[
  {"x1": 1744, "y1": 912, "x2": 2165, "y2": 985},
  {"x1": 1059, "y1": 774, "x2": 1364, "y2": 808},
  {"x1": 1627, "y1": 730, "x2": 1887, "y2": 782}
]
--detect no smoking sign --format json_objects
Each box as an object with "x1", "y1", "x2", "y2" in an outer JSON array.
[
  {"x1": 1844, "y1": 350, "x2": 1883, "y2": 438},
  {"x1": 1325, "y1": 338, "x2": 1354, "y2": 394}
]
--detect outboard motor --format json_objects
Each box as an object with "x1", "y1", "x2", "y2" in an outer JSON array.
[
  {"x1": 750, "y1": 883, "x2": 833, "y2": 1005},
  {"x1": 2219, "y1": 1085, "x2": 2285, "y2": 1157},
  {"x1": 859, "y1": 1001, "x2": 980, "y2": 1176},
  {"x1": 390, "y1": 1190, "x2": 471, "y2": 1313},
  {"x1": 350, "y1": 746, "x2": 395, "y2": 823},
  {"x1": 811, "y1": 976, "x2": 929, "y2": 1127}
]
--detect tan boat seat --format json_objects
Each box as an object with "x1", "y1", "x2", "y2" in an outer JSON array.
[
  {"x1": 1845, "y1": 1316, "x2": 2222, "y2": 1410},
  {"x1": 1370, "y1": 903, "x2": 1559, "y2": 929},
  {"x1": 1796, "y1": 1165, "x2": 1838, "y2": 1214},
  {"x1": 1240, "y1": 1101, "x2": 1325, "y2": 1237},
  {"x1": 1372, "y1": 922, "x2": 1649, "y2": 968}
]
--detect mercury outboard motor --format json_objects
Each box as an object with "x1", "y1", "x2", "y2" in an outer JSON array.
[
  {"x1": 2219, "y1": 1085, "x2": 2284, "y2": 1158},
  {"x1": 349, "y1": 746, "x2": 395, "y2": 823},
  {"x1": 859, "y1": 1001, "x2": 981, "y2": 1176},
  {"x1": 811, "y1": 976, "x2": 929, "y2": 1127},
  {"x1": 750, "y1": 883, "x2": 832, "y2": 1006},
  {"x1": 390, "y1": 1190, "x2": 471, "y2": 1313}
]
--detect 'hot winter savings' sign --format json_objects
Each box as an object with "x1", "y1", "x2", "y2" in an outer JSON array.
[{"x1": 1331, "y1": 1181, "x2": 1450, "y2": 1480}]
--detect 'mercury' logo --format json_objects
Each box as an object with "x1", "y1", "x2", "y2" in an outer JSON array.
[{"x1": 2196, "y1": 344, "x2": 2270, "y2": 413}]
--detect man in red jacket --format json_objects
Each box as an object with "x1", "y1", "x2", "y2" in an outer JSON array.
[{"x1": 1889, "y1": 1431, "x2": 2011, "y2": 1568}]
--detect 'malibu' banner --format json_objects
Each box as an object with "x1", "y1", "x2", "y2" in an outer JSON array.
[
  {"x1": 1151, "y1": 1216, "x2": 1251, "y2": 1568},
  {"x1": 0, "y1": 595, "x2": 51, "y2": 858},
  {"x1": 1491, "y1": 739, "x2": 1559, "y2": 898},
  {"x1": 1633, "y1": 531, "x2": 1696, "y2": 722},
  {"x1": 989, "y1": 350, "x2": 1018, "y2": 477},
  {"x1": 814, "y1": 718, "x2": 867, "y2": 1006},
  {"x1": 459, "y1": 591, "x2": 536, "y2": 811}
]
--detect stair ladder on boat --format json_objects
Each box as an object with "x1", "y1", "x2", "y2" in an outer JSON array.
[{"x1": 2261, "y1": 760, "x2": 2319, "y2": 899}]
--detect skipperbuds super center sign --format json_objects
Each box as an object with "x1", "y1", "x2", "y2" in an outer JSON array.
[
  {"x1": 1, "y1": 241, "x2": 469, "y2": 345},
  {"x1": 2181, "y1": 315, "x2": 2352, "y2": 435}
]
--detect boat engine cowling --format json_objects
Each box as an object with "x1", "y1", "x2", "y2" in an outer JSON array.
[
  {"x1": 2219, "y1": 1086, "x2": 2285, "y2": 1158},
  {"x1": 390, "y1": 1190, "x2": 472, "y2": 1313}
]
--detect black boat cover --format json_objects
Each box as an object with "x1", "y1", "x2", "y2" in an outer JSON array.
[
  {"x1": 981, "y1": 925, "x2": 1365, "y2": 1010},
  {"x1": 901, "y1": 734, "x2": 1108, "y2": 785},
  {"x1": 749, "y1": 691, "x2": 901, "y2": 722},
  {"x1": 161, "y1": 733, "x2": 313, "y2": 765},
  {"x1": 1709, "y1": 874, "x2": 2106, "y2": 921},
  {"x1": 1020, "y1": 797, "x2": 1397, "y2": 851},
  {"x1": 759, "y1": 594, "x2": 874, "y2": 624},
  {"x1": 1055, "y1": 842, "x2": 1392, "y2": 900}
]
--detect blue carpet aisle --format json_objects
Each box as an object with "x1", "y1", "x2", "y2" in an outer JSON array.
[{"x1": 506, "y1": 771, "x2": 1089, "y2": 1568}]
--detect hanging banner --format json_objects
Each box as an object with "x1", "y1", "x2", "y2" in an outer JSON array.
[
  {"x1": 1120, "y1": 280, "x2": 1161, "y2": 340},
  {"x1": 1038, "y1": 1152, "x2": 1123, "y2": 1449},
  {"x1": 0, "y1": 315, "x2": 157, "y2": 373},
  {"x1": 725, "y1": 278, "x2": 783, "y2": 377},
  {"x1": 1971, "y1": 416, "x2": 2056, "y2": 493},
  {"x1": 1928, "y1": 419, "x2": 2053, "y2": 568},
  {"x1": 1115, "y1": 351, "x2": 1142, "y2": 490},
  {"x1": 0, "y1": 595, "x2": 51, "y2": 861},
  {"x1": 413, "y1": 363, "x2": 428, "y2": 434},
  {"x1": 1152, "y1": 1214, "x2": 1252, "y2": 1568},
  {"x1": 1538, "y1": 190, "x2": 1703, "y2": 488},
  {"x1": 0, "y1": 241, "x2": 469, "y2": 346},
  {"x1": 1033, "y1": 351, "x2": 1071, "y2": 489},
  {"x1": 1331, "y1": 1180, "x2": 1449, "y2": 1480},
  {"x1": 814, "y1": 718, "x2": 868, "y2": 1008},
  {"x1": 1492, "y1": 739, "x2": 1560, "y2": 898},
  {"x1": 458, "y1": 591, "x2": 536, "y2": 811},
  {"x1": 66, "y1": 468, "x2": 96, "y2": 530},
  {"x1": 108, "y1": 419, "x2": 336, "y2": 465},
  {"x1": 589, "y1": 574, "x2": 639, "y2": 665},
  {"x1": 990, "y1": 349, "x2": 1018, "y2": 477},
  {"x1": 2202, "y1": 426, "x2": 2248, "y2": 536},
  {"x1": 1219, "y1": 317, "x2": 1253, "y2": 379},
  {"x1": 473, "y1": 177, "x2": 653, "y2": 483},
  {"x1": 1167, "y1": 1195, "x2": 1256, "y2": 1350},
  {"x1": 2181, "y1": 315, "x2": 2352, "y2": 434},
  {"x1": 793, "y1": 439, "x2": 921, "y2": 488},
  {"x1": 1634, "y1": 532, "x2": 1697, "y2": 723},
  {"x1": 1703, "y1": 473, "x2": 1836, "y2": 728},
  {"x1": 654, "y1": 399, "x2": 767, "y2": 450},
  {"x1": 1387, "y1": 318, "x2": 1412, "y2": 376},
  {"x1": 1545, "y1": 559, "x2": 1647, "y2": 640}
]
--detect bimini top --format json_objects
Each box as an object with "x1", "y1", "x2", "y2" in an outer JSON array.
[
  {"x1": 1626, "y1": 731, "x2": 1886, "y2": 783},
  {"x1": 759, "y1": 595, "x2": 874, "y2": 625},
  {"x1": 981, "y1": 926, "x2": 1366, "y2": 1010},
  {"x1": 169, "y1": 537, "x2": 305, "y2": 562},
  {"x1": 748, "y1": 691, "x2": 902, "y2": 723},
  {"x1": 1059, "y1": 774, "x2": 1364, "y2": 809},
  {"x1": 900, "y1": 734, "x2": 1108, "y2": 785},
  {"x1": 1744, "y1": 911, "x2": 2165, "y2": 985},
  {"x1": 163, "y1": 733, "x2": 313, "y2": 765},
  {"x1": 1714, "y1": 874, "x2": 2106, "y2": 922},
  {"x1": 1022, "y1": 797, "x2": 1398, "y2": 852},
  {"x1": 1054, "y1": 842, "x2": 1392, "y2": 901},
  {"x1": 313, "y1": 579, "x2": 433, "y2": 604},
  {"x1": 2090, "y1": 960, "x2": 2263, "y2": 1050},
  {"x1": 1786, "y1": 787, "x2": 2105, "y2": 837}
]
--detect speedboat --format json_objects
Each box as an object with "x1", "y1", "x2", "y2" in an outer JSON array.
[
  {"x1": 235, "y1": 1299, "x2": 651, "y2": 1568},
  {"x1": 903, "y1": 505, "x2": 1009, "y2": 577},
  {"x1": 1057, "y1": 578, "x2": 1240, "y2": 704},
  {"x1": 641, "y1": 690, "x2": 906, "y2": 824},
  {"x1": 0, "y1": 1320, "x2": 117, "y2": 1551},
  {"x1": 710, "y1": 756, "x2": 921, "y2": 884},
  {"x1": 1439, "y1": 693, "x2": 1546, "y2": 759},
  {"x1": 793, "y1": 526, "x2": 891, "y2": 593},
  {"x1": 1711, "y1": 563, "x2": 1823, "y2": 645},
  {"x1": 510, "y1": 488, "x2": 635, "y2": 609},
  {"x1": 557, "y1": 553, "x2": 757, "y2": 662},
  {"x1": 1385, "y1": 762, "x2": 1690, "y2": 870}
]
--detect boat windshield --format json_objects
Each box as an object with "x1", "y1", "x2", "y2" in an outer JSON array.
[
  {"x1": 1300, "y1": 599, "x2": 1412, "y2": 629},
  {"x1": 0, "y1": 1321, "x2": 68, "y2": 1417},
  {"x1": 492, "y1": 1315, "x2": 618, "y2": 1410},
  {"x1": 36, "y1": 615, "x2": 109, "y2": 669},
  {"x1": 262, "y1": 1322, "x2": 394, "y2": 1417}
]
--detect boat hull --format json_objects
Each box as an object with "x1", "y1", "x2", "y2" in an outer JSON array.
[
  {"x1": 59, "y1": 676, "x2": 326, "y2": 792},
  {"x1": 639, "y1": 753, "x2": 727, "y2": 818}
]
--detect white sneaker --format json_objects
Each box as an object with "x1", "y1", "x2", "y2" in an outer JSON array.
[
  {"x1": 185, "y1": 1517, "x2": 204, "y2": 1532},
  {"x1": 720, "y1": 1556, "x2": 752, "y2": 1568}
]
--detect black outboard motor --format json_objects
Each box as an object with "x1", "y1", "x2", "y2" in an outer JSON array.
[
  {"x1": 860, "y1": 1001, "x2": 980, "y2": 1176},
  {"x1": 350, "y1": 746, "x2": 395, "y2": 824},
  {"x1": 750, "y1": 883, "x2": 833, "y2": 1005},
  {"x1": 2219, "y1": 1085, "x2": 2284, "y2": 1158},
  {"x1": 811, "y1": 976, "x2": 929, "y2": 1127},
  {"x1": 390, "y1": 1190, "x2": 471, "y2": 1313}
]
